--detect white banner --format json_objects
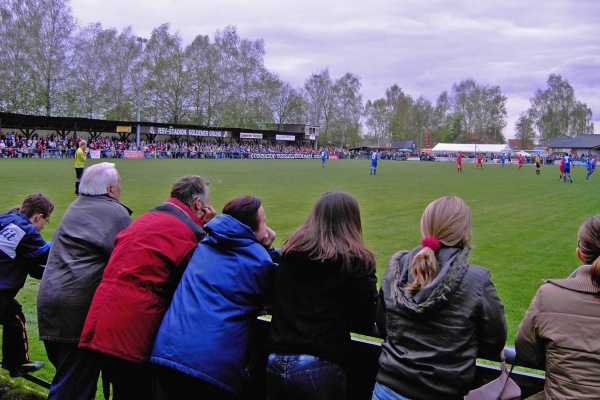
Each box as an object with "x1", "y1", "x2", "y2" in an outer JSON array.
[
  {"x1": 89, "y1": 150, "x2": 101, "y2": 159},
  {"x1": 250, "y1": 153, "x2": 311, "y2": 159},
  {"x1": 275, "y1": 134, "x2": 296, "y2": 141},
  {"x1": 240, "y1": 133, "x2": 263, "y2": 139}
]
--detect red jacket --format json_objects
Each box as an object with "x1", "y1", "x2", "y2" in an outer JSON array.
[{"x1": 79, "y1": 198, "x2": 206, "y2": 363}]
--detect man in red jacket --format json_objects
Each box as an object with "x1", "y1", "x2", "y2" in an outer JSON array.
[{"x1": 79, "y1": 175, "x2": 216, "y2": 399}]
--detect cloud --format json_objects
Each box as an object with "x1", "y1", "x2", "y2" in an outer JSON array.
[{"x1": 70, "y1": 0, "x2": 600, "y2": 136}]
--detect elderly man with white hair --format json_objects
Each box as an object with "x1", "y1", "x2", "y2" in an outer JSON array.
[{"x1": 37, "y1": 162, "x2": 132, "y2": 400}]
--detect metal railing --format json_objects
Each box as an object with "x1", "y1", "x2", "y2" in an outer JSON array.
[
  {"x1": 250, "y1": 318, "x2": 545, "y2": 400},
  {"x1": 7, "y1": 318, "x2": 545, "y2": 398}
]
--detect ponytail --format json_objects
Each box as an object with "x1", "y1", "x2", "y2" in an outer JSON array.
[
  {"x1": 405, "y1": 196, "x2": 471, "y2": 294},
  {"x1": 406, "y1": 246, "x2": 439, "y2": 294},
  {"x1": 591, "y1": 257, "x2": 600, "y2": 288},
  {"x1": 577, "y1": 215, "x2": 600, "y2": 288}
]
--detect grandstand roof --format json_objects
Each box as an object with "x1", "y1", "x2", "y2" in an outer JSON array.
[
  {"x1": 391, "y1": 140, "x2": 416, "y2": 150},
  {"x1": 547, "y1": 134, "x2": 600, "y2": 150},
  {"x1": 0, "y1": 112, "x2": 316, "y2": 144}
]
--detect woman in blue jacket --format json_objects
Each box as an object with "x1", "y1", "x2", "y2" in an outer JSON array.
[{"x1": 150, "y1": 195, "x2": 279, "y2": 400}]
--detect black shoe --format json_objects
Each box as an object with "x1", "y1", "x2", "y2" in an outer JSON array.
[{"x1": 7, "y1": 361, "x2": 44, "y2": 377}]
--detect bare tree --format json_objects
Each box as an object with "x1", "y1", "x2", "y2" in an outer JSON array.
[
  {"x1": 29, "y1": 0, "x2": 75, "y2": 116},
  {"x1": 450, "y1": 78, "x2": 507, "y2": 143},
  {"x1": 0, "y1": 0, "x2": 73, "y2": 115},
  {"x1": 386, "y1": 84, "x2": 414, "y2": 141},
  {"x1": 411, "y1": 96, "x2": 436, "y2": 148},
  {"x1": 186, "y1": 34, "x2": 221, "y2": 126},
  {"x1": 0, "y1": 0, "x2": 36, "y2": 112},
  {"x1": 272, "y1": 81, "x2": 305, "y2": 130},
  {"x1": 365, "y1": 98, "x2": 391, "y2": 146},
  {"x1": 304, "y1": 68, "x2": 335, "y2": 146},
  {"x1": 514, "y1": 111, "x2": 536, "y2": 149},
  {"x1": 143, "y1": 24, "x2": 191, "y2": 124},
  {"x1": 528, "y1": 74, "x2": 594, "y2": 143},
  {"x1": 328, "y1": 72, "x2": 363, "y2": 147},
  {"x1": 103, "y1": 27, "x2": 139, "y2": 121}
]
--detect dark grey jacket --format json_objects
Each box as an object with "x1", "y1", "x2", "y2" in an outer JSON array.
[
  {"x1": 376, "y1": 246, "x2": 507, "y2": 400},
  {"x1": 38, "y1": 194, "x2": 132, "y2": 343}
]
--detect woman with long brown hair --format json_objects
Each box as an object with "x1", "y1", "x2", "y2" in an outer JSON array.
[
  {"x1": 516, "y1": 215, "x2": 600, "y2": 399},
  {"x1": 374, "y1": 196, "x2": 507, "y2": 400},
  {"x1": 266, "y1": 191, "x2": 377, "y2": 400}
]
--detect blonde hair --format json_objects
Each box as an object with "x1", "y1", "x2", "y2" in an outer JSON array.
[
  {"x1": 406, "y1": 196, "x2": 471, "y2": 294},
  {"x1": 577, "y1": 215, "x2": 600, "y2": 287}
]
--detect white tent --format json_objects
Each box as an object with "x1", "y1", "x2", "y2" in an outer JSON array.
[
  {"x1": 513, "y1": 150, "x2": 531, "y2": 157},
  {"x1": 431, "y1": 143, "x2": 512, "y2": 154}
]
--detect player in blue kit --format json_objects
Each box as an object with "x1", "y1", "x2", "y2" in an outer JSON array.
[
  {"x1": 563, "y1": 153, "x2": 573, "y2": 183},
  {"x1": 500, "y1": 154, "x2": 506, "y2": 169},
  {"x1": 369, "y1": 150, "x2": 379, "y2": 175},
  {"x1": 321, "y1": 149, "x2": 328, "y2": 168},
  {"x1": 586, "y1": 156, "x2": 596, "y2": 180}
]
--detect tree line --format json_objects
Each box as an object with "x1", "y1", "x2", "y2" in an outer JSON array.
[{"x1": 0, "y1": 0, "x2": 594, "y2": 148}]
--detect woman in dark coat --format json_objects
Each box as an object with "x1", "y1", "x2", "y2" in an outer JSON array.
[
  {"x1": 266, "y1": 191, "x2": 378, "y2": 400},
  {"x1": 374, "y1": 196, "x2": 507, "y2": 400}
]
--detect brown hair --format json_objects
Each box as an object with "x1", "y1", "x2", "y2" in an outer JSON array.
[
  {"x1": 20, "y1": 193, "x2": 54, "y2": 219},
  {"x1": 282, "y1": 191, "x2": 375, "y2": 275},
  {"x1": 222, "y1": 195, "x2": 262, "y2": 232},
  {"x1": 577, "y1": 215, "x2": 600, "y2": 287},
  {"x1": 406, "y1": 196, "x2": 471, "y2": 294}
]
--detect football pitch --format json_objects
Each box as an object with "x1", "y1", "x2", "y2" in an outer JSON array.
[{"x1": 1, "y1": 157, "x2": 596, "y2": 388}]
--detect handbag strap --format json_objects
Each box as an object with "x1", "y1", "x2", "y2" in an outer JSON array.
[{"x1": 497, "y1": 351, "x2": 517, "y2": 400}]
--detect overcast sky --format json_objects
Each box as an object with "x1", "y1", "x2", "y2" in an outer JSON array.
[{"x1": 70, "y1": 0, "x2": 600, "y2": 138}]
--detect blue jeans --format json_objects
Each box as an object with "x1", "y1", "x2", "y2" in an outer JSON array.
[
  {"x1": 372, "y1": 382, "x2": 412, "y2": 400},
  {"x1": 266, "y1": 353, "x2": 347, "y2": 400}
]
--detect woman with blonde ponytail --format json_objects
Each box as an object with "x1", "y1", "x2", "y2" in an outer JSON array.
[
  {"x1": 516, "y1": 215, "x2": 600, "y2": 399},
  {"x1": 373, "y1": 196, "x2": 507, "y2": 400}
]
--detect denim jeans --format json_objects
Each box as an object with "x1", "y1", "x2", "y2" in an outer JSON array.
[
  {"x1": 372, "y1": 382, "x2": 412, "y2": 400},
  {"x1": 266, "y1": 353, "x2": 347, "y2": 400},
  {"x1": 44, "y1": 341, "x2": 100, "y2": 400}
]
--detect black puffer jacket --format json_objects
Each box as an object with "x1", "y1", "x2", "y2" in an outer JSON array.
[
  {"x1": 376, "y1": 246, "x2": 507, "y2": 400},
  {"x1": 268, "y1": 251, "x2": 378, "y2": 367}
]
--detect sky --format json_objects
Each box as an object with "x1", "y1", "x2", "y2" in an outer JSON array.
[{"x1": 69, "y1": 0, "x2": 600, "y2": 139}]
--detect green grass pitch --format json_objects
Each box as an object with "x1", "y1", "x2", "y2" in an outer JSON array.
[{"x1": 1, "y1": 157, "x2": 595, "y2": 391}]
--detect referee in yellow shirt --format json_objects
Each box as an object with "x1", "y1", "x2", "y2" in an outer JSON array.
[{"x1": 74, "y1": 140, "x2": 88, "y2": 195}]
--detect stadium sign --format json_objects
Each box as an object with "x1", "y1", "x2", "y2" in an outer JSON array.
[
  {"x1": 156, "y1": 127, "x2": 187, "y2": 136},
  {"x1": 116, "y1": 125, "x2": 132, "y2": 133},
  {"x1": 275, "y1": 134, "x2": 295, "y2": 141},
  {"x1": 139, "y1": 126, "x2": 225, "y2": 138},
  {"x1": 188, "y1": 129, "x2": 224, "y2": 137},
  {"x1": 241, "y1": 132, "x2": 263, "y2": 139},
  {"x1": 250, "y1": 153, "x2": 311, "y2": 159}
]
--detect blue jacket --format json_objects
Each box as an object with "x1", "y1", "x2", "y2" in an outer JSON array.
[
  {"x1": 0, "y1": 211, "x2": 50, "y2": 299},
  {"x1": 150, "y1": 214, "x2": 279, "y2": 396}
]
